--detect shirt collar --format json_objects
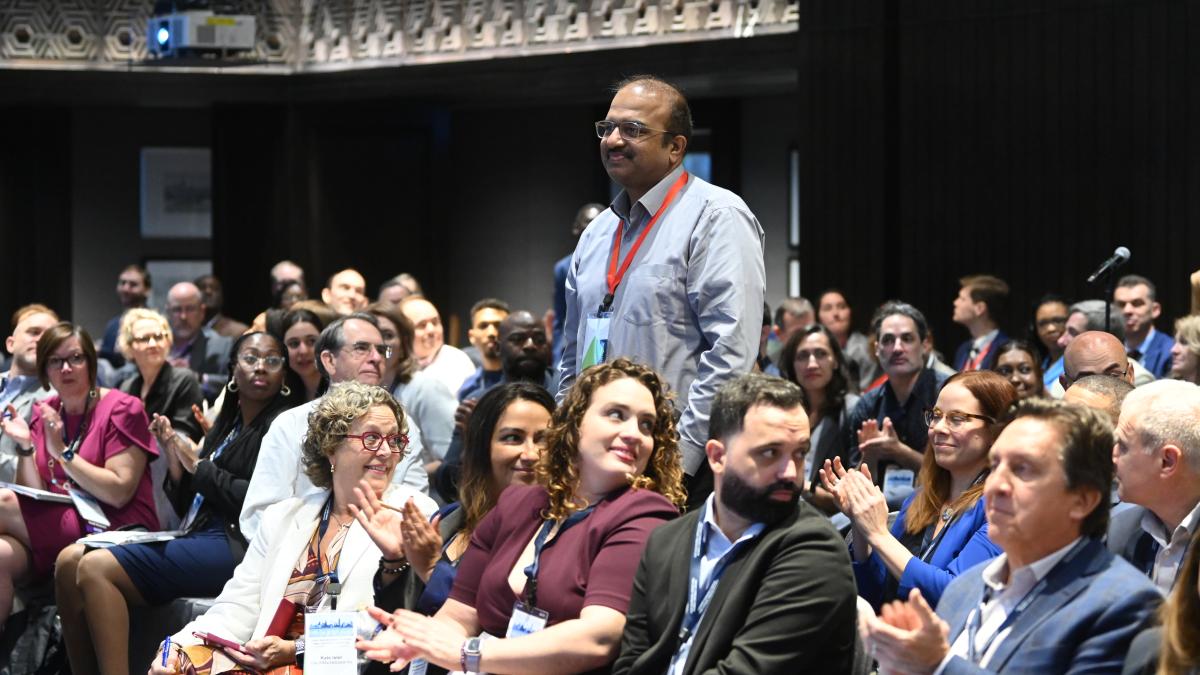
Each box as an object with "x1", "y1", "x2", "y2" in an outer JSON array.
[
  {"x1": 973, "y1": 329, "x2": 1000, "y2": 350},
  {"x1": 701, "y1": 493, "x2": 766, "y2": 549},
  {"x1": 611, "y1": 163, "x2": 688, "y2": 225},
  {"x1": 1142, "y1": 499, "x2": 1200, "y2": 549},
  {"x1": 1127, "y1": 326, "x2": 1158, "y2": 354},
  {"x1": 981, "y1": 536, "x2": 1083, "y2": 593}
]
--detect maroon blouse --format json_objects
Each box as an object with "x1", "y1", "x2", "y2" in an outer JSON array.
[{"x1": 449, "y1": 484, "x2": 677, "y2": 637}]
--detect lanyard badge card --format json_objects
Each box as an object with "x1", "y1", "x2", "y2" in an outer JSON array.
[
  {"x1": 580, "y1": 309, "x2": 612, "y2": 371},
  {"x1": 303, "y1": 607, "x2": 358, "y2": 675}
]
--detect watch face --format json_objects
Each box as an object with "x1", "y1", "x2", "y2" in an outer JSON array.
[{"x1": 63, "y1": 449, "x2": 75, "y2": 461}]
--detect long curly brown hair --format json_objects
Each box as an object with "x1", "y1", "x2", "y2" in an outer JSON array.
[{"x1": 536, "y1": 358, "x2": 687, "y2": 520}]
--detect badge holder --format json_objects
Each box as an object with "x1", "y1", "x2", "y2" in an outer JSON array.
[
  {"x1": 581, "y1": 295, "x2": 614, "y2": 370},
  {"x1": 69, "y1": 488, "x2": 110, "y2": 532},
  {"x1": 506, "y1": 601, "x2": 549, "y2": 638},
  {"x1": 302, "y1": 584, "x2": 357, "y2": 674},
  {"x1": 882, "y1": 466, "x2": 916, "y2": 505}
]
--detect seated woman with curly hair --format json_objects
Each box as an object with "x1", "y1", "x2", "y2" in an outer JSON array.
[{"x1": 358, "y1": 358, "x2": 686, "y2": 675}]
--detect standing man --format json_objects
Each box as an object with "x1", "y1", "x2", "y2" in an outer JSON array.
[
  {"x1": 613, "y1": 374, "x2": 856, "y2": 674},
  {"x1": 864, "y1": 399, "x2": 1160, "y2": 674},
  {"x1": 561, "y1": 75, "x2": 766, "y2": 507},
  {"x1": 165, "y1": 281, "x2": 232, "y2": 401},
  {"x1": 239, "y1": 313, "x2": 431, "y2": 540},
  {"x1": 1108, "y1": 380, "x2": 1200, "y2": 592},
  {"x1": 0, "y1": 304, "x2": 58, "y2": 481},
  {"x1": 1114, "y1": 274, "x2": 1175, "y2": 378},
  {"x1": 321, "y1": 268, "x2": 369, "y2": 316},
  {"x1": 99, "y1": 264, "x2": 151, "y2": 369},
  {"x1": 951, "y1": 274, "x2": 1010, "y2": 372}
]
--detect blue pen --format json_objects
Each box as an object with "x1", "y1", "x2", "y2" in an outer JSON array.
[{"x1": 162, "y1": 635, "x2": 171, "y2": 668}]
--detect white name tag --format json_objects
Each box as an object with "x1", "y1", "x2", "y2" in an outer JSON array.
[
  {"x1": 69, "y1": 488, "x2": 110, "y2": 530},
  {"x1": 581, "y1": 312, "x2": 612, "y2": 370},
  {"x1": 883, "y1": 467, "x2": 916, "y2": 504},
  {"x1": 505, "y1": 602, "x2": 549, "y2": 638},
  {"x1": 303, "y1": 610, "x2": 358, "y2": 675}
]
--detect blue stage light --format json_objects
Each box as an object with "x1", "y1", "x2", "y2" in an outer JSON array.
[{"x1": 156, "y1": 26, "x2": 170, "y2": 45}]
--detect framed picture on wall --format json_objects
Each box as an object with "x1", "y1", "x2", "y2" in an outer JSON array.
[
  {"x1": 145, "y1": 259, "x2": 213, "y2": 311},
  {"x1": 140, "y1": 147, "x2": 212, "y2": 238}
]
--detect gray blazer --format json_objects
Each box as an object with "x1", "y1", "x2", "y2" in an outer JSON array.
[{"x1": 0, "y1": 377, "x2": 53, "y2": 482}]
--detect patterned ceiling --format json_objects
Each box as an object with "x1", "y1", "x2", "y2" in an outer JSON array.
[{"x1": 0, "y1": 0, "x2": 797, "y2": 71}]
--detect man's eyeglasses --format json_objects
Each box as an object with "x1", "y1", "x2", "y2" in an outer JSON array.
[
  {"x1": 342, "y1": 341, "x2": 392, "y2": 360},
  {"x1": 47, "y1": 353, "x2": 88, "y2": 371},
  {"x1": 131, "y1": 332, "x2": 167, "y2": 345},
  {"x1": 924, "y1": 407, "x2": 995, "y2": 429},
  {"x1": 238, "y1": 353, "x2": 286, "y2": 373},
  {"x1": 595, "y1": 120, "x2": 675, "y2": 142},
  {"x1": 342, "y1": 432, "x2": 409, "y2": 455}
]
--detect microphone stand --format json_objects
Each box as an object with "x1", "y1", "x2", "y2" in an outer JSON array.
[{"x1": 1089, "y1": 263, "x2": 1119, "y2": 337}]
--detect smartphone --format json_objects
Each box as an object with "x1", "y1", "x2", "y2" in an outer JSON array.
[{"x1": 192, "y1": 631, "x2": 249, "y2": 654}]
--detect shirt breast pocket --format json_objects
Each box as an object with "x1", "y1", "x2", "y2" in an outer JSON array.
[{"x1": 621, "y1": 264, "x2": 687, "y2": 328}]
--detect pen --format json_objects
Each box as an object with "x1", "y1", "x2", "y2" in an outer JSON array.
[{"x1": 162, "y1": 635, "x2": 171, "y2": 668}]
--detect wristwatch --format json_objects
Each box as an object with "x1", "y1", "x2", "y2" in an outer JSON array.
[
  {"x1": 294, "y1": 636, "x2": 304, "y2": 666},
  {"x1": 62, "y1": 447, "x2": 76, "y2": 462},
  {"x1": 15, "y1": 443, "x2": 34, "y2": 457},
  {"x1": 461, "y1": 637, "x2": 482, "y2": 672}
]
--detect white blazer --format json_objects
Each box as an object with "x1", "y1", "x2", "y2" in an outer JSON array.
[{"x1": 174, "y1": 484, "x2": 436, "y2": 646}]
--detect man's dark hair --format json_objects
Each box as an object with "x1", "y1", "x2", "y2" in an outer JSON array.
[
  {"x1": 1004, "y1": 398, "x2": 1114, "y2": 539},
  {"x1": 572, "y1": 203, "x2": 605, "y2": 238},
  {"x1": 960, "y1": 274, "x2": 1010, "y2": 320},
  {"x1": 708, "y1": 374, "x2": 805, "y2": 442},
  {"x1": 870, "y1": 300, "x2": 930, "y2": 342},
  {"x1": 1116, "y1": 274, "x2": 1158, "y2": 301},
  {"x1": 122, "y1": 263, "x2": 151, "y2": 290},
  {"x1": 612, "y1": 74, "x2": 694, "y2": 143},
  {"x1": 470, "y1": 298, "x2": 511, "y2": 323},
  {"x1": 315, "y1": 312, "x2": 380, "y2": 381}
]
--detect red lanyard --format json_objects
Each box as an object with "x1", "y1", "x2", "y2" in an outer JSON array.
[
  {"x1": 600, "y1": 170, "x2": 689, "y2": 311},
  {"x1": 965, "y1": 340, "x2": 994, "y2": 371}
]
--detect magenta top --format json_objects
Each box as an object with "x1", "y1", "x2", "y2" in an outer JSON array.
[
  {"x1": 449, "y1": 484, "x2": 677, "y2": 638},
  {"x1": 28, "y1": 390, "x2": 158, "y2": 529}
]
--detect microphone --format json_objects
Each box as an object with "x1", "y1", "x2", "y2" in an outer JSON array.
[{"x1": 1086, "y1": 246, "x2": 1131, "y2": 284}]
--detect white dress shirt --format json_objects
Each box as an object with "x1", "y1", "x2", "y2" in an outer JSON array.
[{"x1": 935, "y1": 537, "x2": 1083, "y2": 673}]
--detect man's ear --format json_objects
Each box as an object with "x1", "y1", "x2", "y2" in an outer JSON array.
[
  {"x1": 670, "y1": 134, "x2": 688, "y2": 163},
  {"x1": 1160, "y1": 444, "x2": 1183, "y2": 477},
  {"x1": 318, "y1": 350, "x2": 336, "y2": 378},
  {"x1": 1068, "y1": 486, "x2": 1103, "y2": 526},
  {"x1": 706, "y1": 438, "x2": 726, "y2": 476},
  {"x1": 321, "y1": 288, "x2": 333, "y2": 305}
]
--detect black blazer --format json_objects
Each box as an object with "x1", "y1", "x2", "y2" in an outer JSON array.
[
  {"x1": 613, "y1": 500, "x2": 858, "y2": 675},
  {"x1": 118, "y1": 362, "x2": 205, "y2": 442},
  {"x1": 163, "y1": 397, "x2": 288, "y2": 562}
]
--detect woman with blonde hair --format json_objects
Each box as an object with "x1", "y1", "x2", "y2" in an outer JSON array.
[
  {"x1": 1169, "y1": 315, "x2": 1200, "y2": 384},
  {"x1": 117, "y1": 308, "x2": 204, "y2": 443},
  {"x1": 358, "y1": 358, "x2": 684, "y2": 674}
]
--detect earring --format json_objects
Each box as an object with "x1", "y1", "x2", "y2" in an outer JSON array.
[
  {"x1": 227, "y1": 380, "x2": 239, "y2": 393},
  {"x1": 280, "y1": 384, "x2": 291, "y2": 397}
]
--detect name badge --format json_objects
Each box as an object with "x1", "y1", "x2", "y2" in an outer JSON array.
[
  {"x1": 883, "y1": 467, "x2": 916, "y2": 504},
  {"x1": 505, "y1": 602, "x2": 549, "y2": 638},
  {"x1": 580, "y1": 312, "x2": 612, "y2": 370},
  {"x1": 69, "y1": 488, "x2": 111, "y2": 531},
  {"x1": 303, "y1": 610, "x2": 358, "y2": 675}
]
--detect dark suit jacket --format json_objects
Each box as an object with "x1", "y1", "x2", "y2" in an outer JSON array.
[
  {"x1": 952, "y1": 330, "x2": 1010, "y2": 372},
  {"x1": 1106, "y1": 505, "x2": 1159, "y2": 577},
  {"x1": 118, "y1": 363, "x2": 205, "y2": 442},
  {"x1": 186, "y1": 328, "x2": 233, "y2": 400},
  {"x1": 1136, "y1": 330, "x2": 1175, "y2": 379},
  {"x1": 613, "y1": 500, "x2": 858, "y2": 675},
  {"x1": 936, "y1": 538, "x2": 1161, "y2": 674}
]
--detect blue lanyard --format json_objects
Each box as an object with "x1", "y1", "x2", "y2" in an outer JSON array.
[
  {"x1": 966, "y1": 539, "x2": 1088, "y2": 663},
  {"x1": 677, "y1": 502, "x2": 760, "y2": 645},
  {"x1": 316, "y1": 496, "x2": 342, "y2": 587},
  {"x1": 522, "y1": 503, "x2": 597, "y2": 609}
]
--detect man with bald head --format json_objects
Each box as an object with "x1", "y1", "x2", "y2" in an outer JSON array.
[
  {"x1": 321, "y1": 268, "x2": 368, "y2": 316},
  {"x1": 165, "y1": 281, "x2": 232, "y2": 401},
  {"x1": 1060, "y1": 331, "x2": 1137, "y2": 393},
  {"x1": 561, "y1": 74, "x2": 765, "y2": 509}
]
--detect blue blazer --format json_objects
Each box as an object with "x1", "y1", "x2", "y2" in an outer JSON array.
[
  {"x1": 936, "y1": 538, "x2": 1161, "y2": 674},
  {"x1": 1136, "y1": 330, "x2": 1175, "y2": 379},
  {"x1": 854, "y1": 491, "x2": 1001, "y2": 610},
  {"x1": 953, "y1": 331, "x2": 1010, "y2": 372}
]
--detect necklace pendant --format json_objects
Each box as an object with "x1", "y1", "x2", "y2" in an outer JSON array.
[{"x1": 941, "y1": 507, "x2": 953, "y2": 522}]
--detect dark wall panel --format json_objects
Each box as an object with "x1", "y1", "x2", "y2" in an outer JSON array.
[{"x1": 799, "y1": 0, "x2": 1199, "y2": 349}]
